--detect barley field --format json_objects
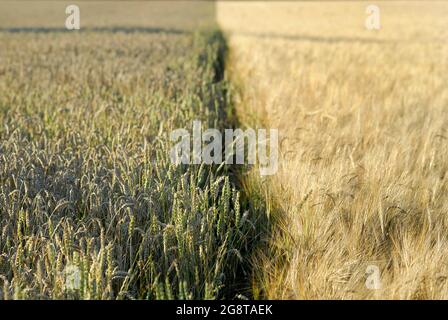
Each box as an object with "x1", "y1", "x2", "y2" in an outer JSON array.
[{"x1": 218, "y1": 1, "x2": 448, "y2": 299}]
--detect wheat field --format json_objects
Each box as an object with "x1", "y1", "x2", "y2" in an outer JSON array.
[
  {"x1": 218, "y1": 1, "x2": 448, "y2": 299},
  {"x1": 0, "y1": 2, "x2": 265, "y2": 300}
]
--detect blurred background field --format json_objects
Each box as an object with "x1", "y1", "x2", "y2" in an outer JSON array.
[{"x1": 0, "y1": 1, "x2": 214, "y2": 30}]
